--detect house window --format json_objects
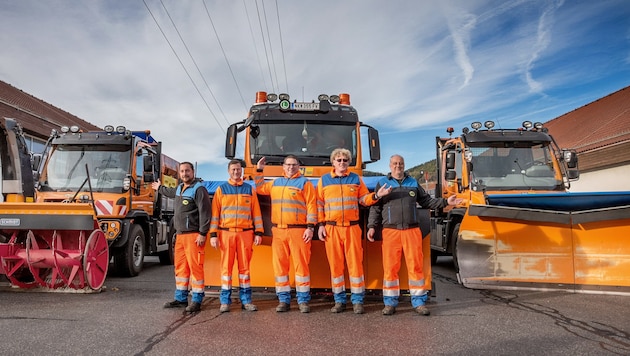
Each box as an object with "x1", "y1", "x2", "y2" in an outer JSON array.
[{"x1": 24, "y1": 134, "x2": 46, "y2": 155}]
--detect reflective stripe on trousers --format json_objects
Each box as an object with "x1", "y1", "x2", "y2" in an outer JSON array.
[
  {"x1": 218, "y1": 230, "x2": 255, "y2": 305},
  {"x1": 382, "y1": 227, "x2": 426, "y2": 307},
  {"x1": 272, "y1": 227, "x2": 312, "y2": 303},
  {"x1": 324, "y1": 224, "x2": 365, "y2": 304},
  {"x1": 174, "y1": 232, "x2": 205, "y2": 303}
]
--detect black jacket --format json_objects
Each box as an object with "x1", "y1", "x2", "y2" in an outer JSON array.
[
  {"x1": 368, "y1": 173, "x2": 447, "y2": 230},
  {"x1": 159, "y1": 178, "x2": 211, "y2": 235}
]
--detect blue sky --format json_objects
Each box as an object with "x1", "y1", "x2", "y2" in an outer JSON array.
[{"x1": 1, "y1": 0, "x2": 629, "y2": 180}]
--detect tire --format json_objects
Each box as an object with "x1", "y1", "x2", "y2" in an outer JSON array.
[
  {"x1": 113, "y1": 224, "x2": 145, "y2": 277},
  {"x1": 158, "y1": 224, "x2": 175, "y2": 265},
  {"x1": 430, "y1": 251, "x2": 439, "y2": 265},
  {"x1": 450, "y1": 223, "x2": 461, "y2": 273}
]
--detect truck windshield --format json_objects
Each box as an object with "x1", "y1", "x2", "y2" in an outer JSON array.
[
  {"x1": 249, "y1": 122, "x2": 357, "y2": 165},
  {"x1": 39, "y1": 145, "x2": 131, "y2": 193},
  {"x1": 470, "y1": 144, "x2": 562, "y2": 190}
]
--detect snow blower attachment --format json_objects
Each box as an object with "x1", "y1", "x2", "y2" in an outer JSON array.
[{"x1": 0, "y1": 117, "x2": 108, "y2": 291}]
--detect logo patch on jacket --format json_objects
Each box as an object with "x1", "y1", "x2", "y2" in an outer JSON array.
[
  {"x1": 409, "y1": 191, "x2": 416, "y2": 197},
  {"x1": 183, "y1": 200, "x2": 189, "y2": 205}
]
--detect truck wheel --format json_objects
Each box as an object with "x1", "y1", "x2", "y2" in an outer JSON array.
[
  {"x1": 430, "y1": 252, "x2": 439, "y2": 265},
  {"x1": 450, "y1": 223, "x2": 461, "y2": 273},
  {"x1": 114, "y1": 224, "x2": 145, "y2": 277},
  {"x1": 158, "y1": 226, "x2": 175, "y2": 265}
]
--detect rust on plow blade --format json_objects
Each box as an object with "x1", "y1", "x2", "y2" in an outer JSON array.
[{"x1": 0, "y1": 202, "x2": 109, "y2": 291}]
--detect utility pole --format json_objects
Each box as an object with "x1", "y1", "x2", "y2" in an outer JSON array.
[{"x1": 419, "y1": 170, "x2": 429, "y2": 190}]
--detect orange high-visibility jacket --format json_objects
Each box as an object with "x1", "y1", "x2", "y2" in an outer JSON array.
[
  {"x1": 210, "y1": 179, "x2": 264, "y2": 234},
  {"x1": 255, "y1": 172, "x2": 317, "y2": 227},
  {"x1": 316, "y1": 169, "x2": 377, "y2": 225}
]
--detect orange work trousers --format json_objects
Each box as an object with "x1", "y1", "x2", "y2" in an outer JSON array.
[
  {"x1": 218, "y1": 230, "x2": 254, "y2": 305},
  {"x1": 382, "y1": 228, "x2": 427, "y2": 307},
  {"x1": 174, "y1": 232, "x2": 205, "y2": 303},
  {"x1": 272, "y1": 227, "x2": 311, "y2": 304},
  {"x1": 324, "y1": 224, "x2": 365, "y2": 304}
]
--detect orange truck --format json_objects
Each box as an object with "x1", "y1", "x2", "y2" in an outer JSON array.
[
  {"x1": 0, "y1": 120, "x2": 180, "y2": 290},
  {"x1": 430, "y1": 121, "x2": 630, "y2": 294},
  {"x1": 203, "y1": 91, "x2": 434, "y2": 293}
]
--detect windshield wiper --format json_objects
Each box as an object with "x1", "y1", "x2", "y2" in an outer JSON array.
[
  {"x1": 60, "y1": 148, "x2": 86, "y2": 190},
  {"x1": 253, "y1": 154, "x2": 287, "y2": 165}
]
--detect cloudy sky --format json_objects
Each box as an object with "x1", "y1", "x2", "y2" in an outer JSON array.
[{"x1": 1, "y1": 0, "x2": 629, "y2": 180}]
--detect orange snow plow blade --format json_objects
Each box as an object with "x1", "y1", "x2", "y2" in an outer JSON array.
[{"x1": 458, "y1": 193, "x2": 630, "y2": 294}]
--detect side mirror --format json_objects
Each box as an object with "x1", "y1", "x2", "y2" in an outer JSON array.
[
  {"x1": 31, "y1": 153, "x2": 42, "y2": 171},
  {"x1": 143, "y1": 155, "x2": 155, "y2": 173},
  {"x1": 444, "y1": 170, "x2": 458, "y2": 196},
  {"x1": 368, "y1": 127, "x2": 380, "y2": 162},
  {"x1": 566, "y1": 169, "x2": 579, "y2": 180},
  {"x1": 563, "y1": 150, "x2": 578, "y2": 169},
  {"x1": 446, "y1": 152, "x2": 456, "y2": 170},
  {"x1": 225, "y1": 124, "x2": 237, "y2": 159},
  {"x1": 143, "y1": 172, "x2": 155, "y2": 183}
]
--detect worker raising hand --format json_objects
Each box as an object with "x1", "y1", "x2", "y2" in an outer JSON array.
[
  {"x1": 256, "y1": 157, "x2": 266, "y2": 170},
  {"x1": 375, "y1": 183, "x2": 392, "y2": 200}
]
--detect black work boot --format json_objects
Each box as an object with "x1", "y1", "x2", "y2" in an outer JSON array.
[
  {"x1": 330, "y1": 303, "x2": 346, "y2": 313},
  {"x1": 164, "y1": 300, "x2": 187, "y2": 309},
  {"x1": 276, "y1": 302, "x2": 290, "y2": 312},
  {"x1": 185, "y1": 302, "x2": 201, "y2": 313}
]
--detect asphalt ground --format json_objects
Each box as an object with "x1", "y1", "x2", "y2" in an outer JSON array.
[{"x1": 1, "y1": 256, "x2": 629, "y2": 355}]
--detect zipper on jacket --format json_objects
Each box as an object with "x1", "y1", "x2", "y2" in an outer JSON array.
[{"x1": 338, "y1": 176, "x2": 345, "y2": 223}]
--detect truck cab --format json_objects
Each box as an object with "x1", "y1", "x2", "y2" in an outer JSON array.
[
  {"x1": 431, "y1": 121, "x2": 579, "y2": 268},
  {"x1": 35, "y1": 125, "x2": 179, "y2": 277},
  {"x1": 225, "y1": 92, "x2": 380, "y2": 179}
]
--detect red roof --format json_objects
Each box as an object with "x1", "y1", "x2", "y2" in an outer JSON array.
[
  {"x1": 546, "y1": 86, "x2": 630, "y2": 152},
  {"x1": 0, "y1": 80, "x2": 100, "y2": 138}
]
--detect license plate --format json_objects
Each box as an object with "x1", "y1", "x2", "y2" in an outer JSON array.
[
  {"x1": 0, "y1": 218, "x2": 20, "y2": 226},
  {"x1": 292, "y1": 102, "x2": 319, "y2": 111}
]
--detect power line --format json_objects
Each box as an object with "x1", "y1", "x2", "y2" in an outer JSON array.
[
  {"x1": 255, "y1": 0, "x2": 276, "y2": 93},
  {"x1": 274, "y1": 0, "x2": 289, "y2": 93},
  {"x1": 159, "y1": 0, "x2": 232, "y2": 128},
  {"x1": 243, "y1": 0, "x2": 270, "y2": 92},
  {"x1": 261, "y1": 1, "x2": 280, "y2": 94},
  {"x1": 143, "y1": 0, "x2": 225, "y2": 133},
  {"x1": 202, "y1": 0, "x2": 248, "y2": 111}
]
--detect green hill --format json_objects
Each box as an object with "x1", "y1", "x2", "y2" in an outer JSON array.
[{"x1": 364, "y1": 159, "x2": 437, "y2": 181}]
